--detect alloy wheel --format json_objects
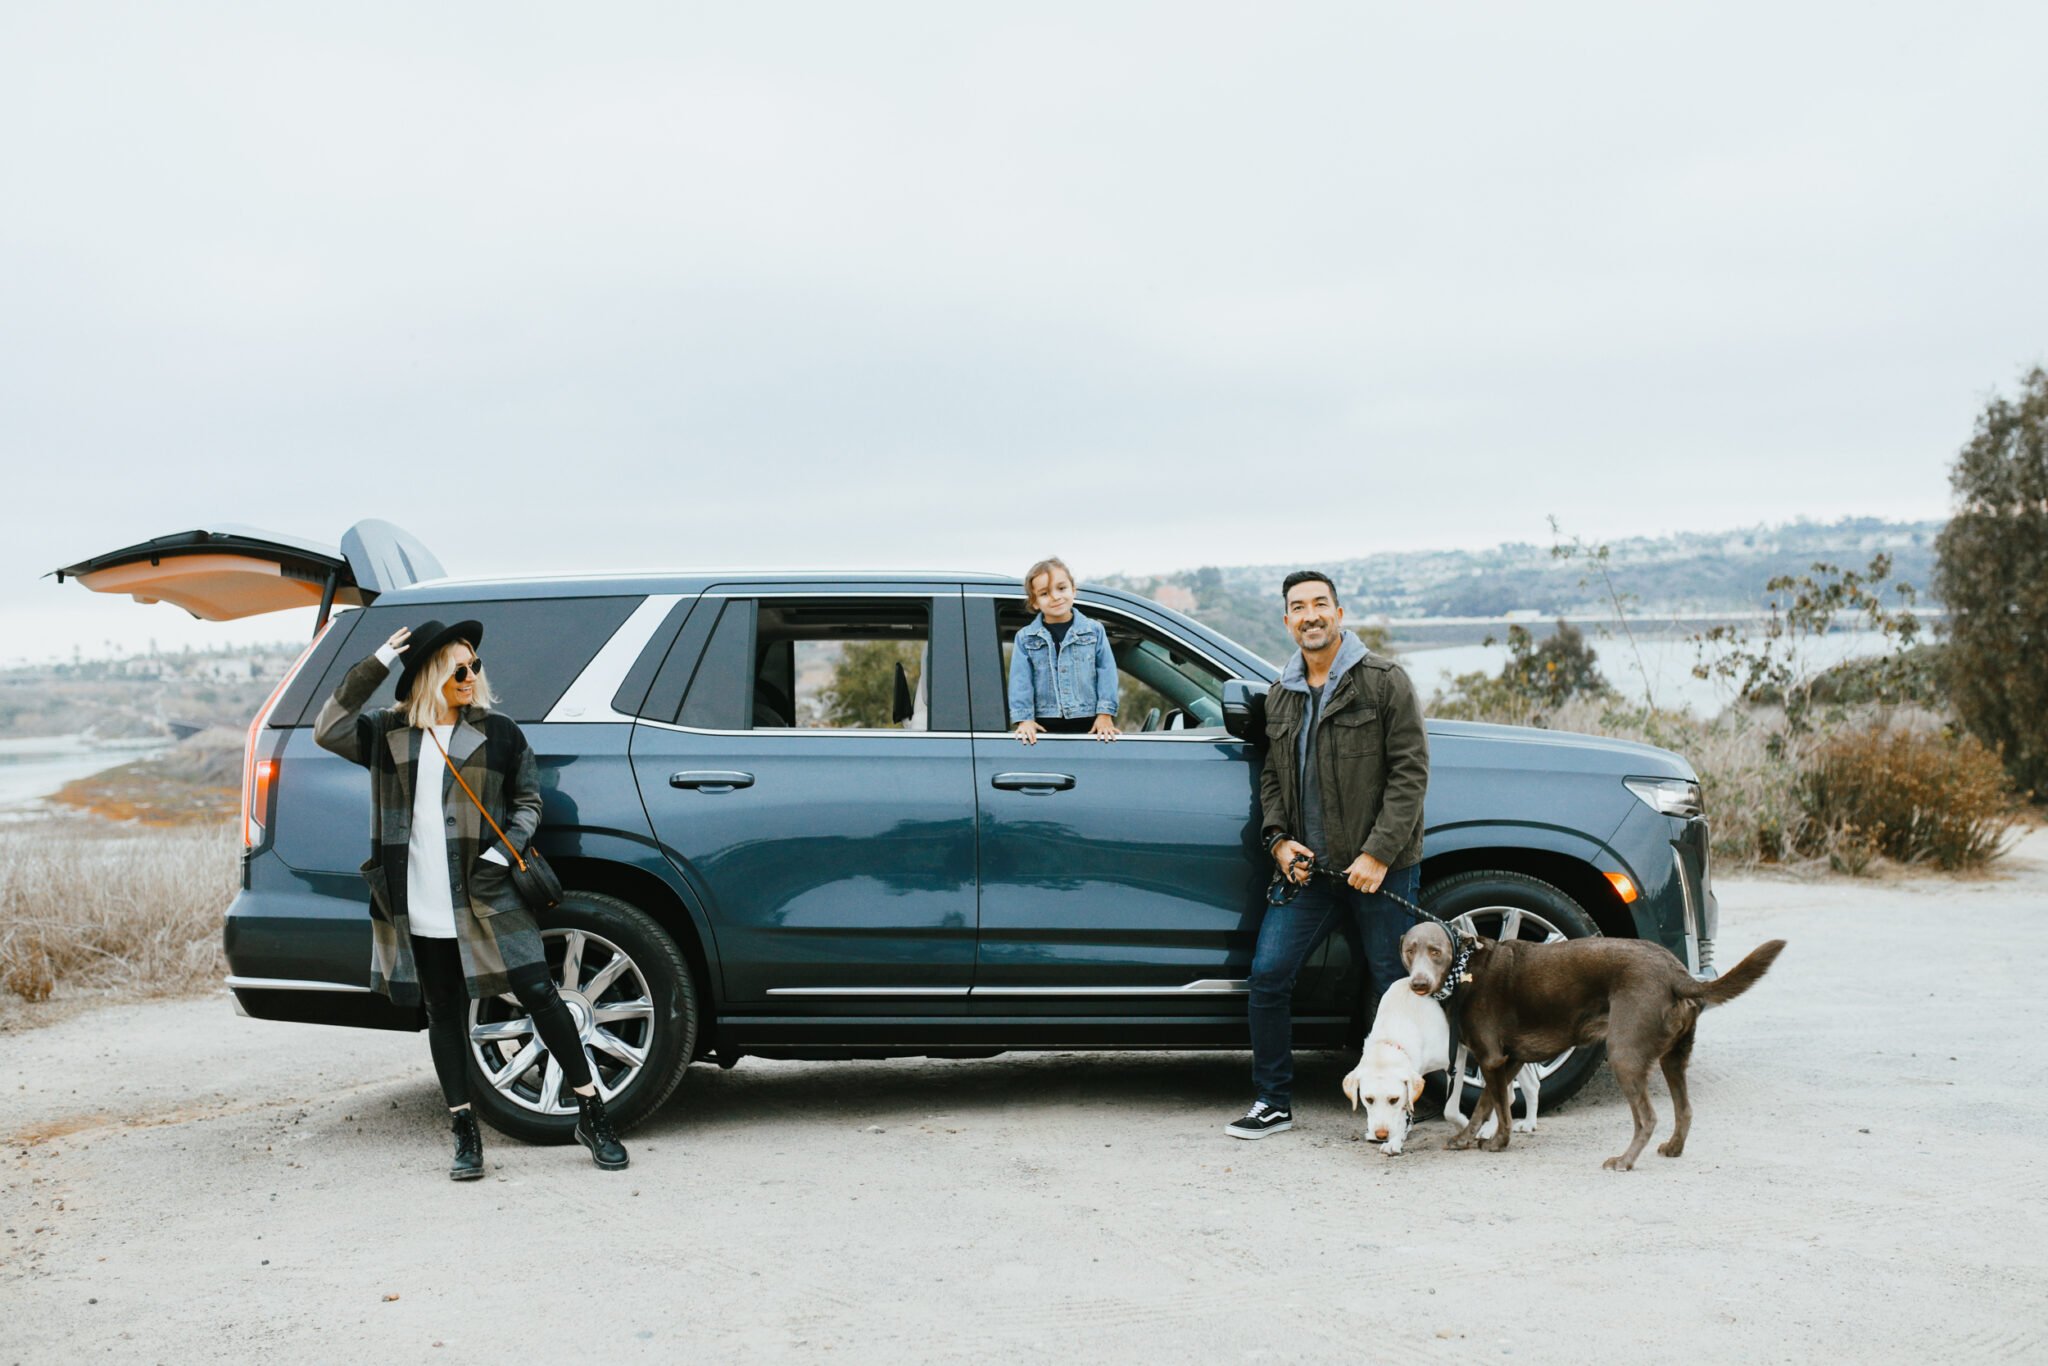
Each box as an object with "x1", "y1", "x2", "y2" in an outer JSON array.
[{"x1": 466, "y1": 927, "x2": 657, "y2": 1116}]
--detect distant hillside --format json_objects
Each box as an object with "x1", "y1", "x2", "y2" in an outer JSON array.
[{"x1": 1105, "y1": 517, "x2": 1942, "y2": 662}]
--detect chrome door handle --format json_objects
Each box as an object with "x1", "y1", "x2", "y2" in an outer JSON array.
[
  {"x1": 990, "y1": 771, "x2": 1075, "y2": 793},
  {"x1": 670, "y1": 770, "x2": 755, "y2": 792}
]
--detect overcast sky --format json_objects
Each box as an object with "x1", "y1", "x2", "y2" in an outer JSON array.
[{"x1": 4, "y1": 2, "x2": 2044, "y2": 665}]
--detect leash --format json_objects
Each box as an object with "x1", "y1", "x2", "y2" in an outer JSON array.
[{"x1": 1266, "y1": 854, "x2": 1476, "y2": 1002}]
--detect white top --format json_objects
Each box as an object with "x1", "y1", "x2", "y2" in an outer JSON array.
[
  {"x1": 408, "y1": 724, "x2": 459, "y2": 938},
  {"x1": 377, "y1": 642, "x2": 506, "y2": 940}
]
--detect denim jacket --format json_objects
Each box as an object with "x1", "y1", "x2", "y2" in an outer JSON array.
[{"x1": 1008, "y1": 608, "x2": 1120, "y2": 723}]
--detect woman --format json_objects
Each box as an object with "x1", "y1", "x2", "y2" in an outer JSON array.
[{"x1": 314, "y1": 619, "x2": 629, "y2": 1179}]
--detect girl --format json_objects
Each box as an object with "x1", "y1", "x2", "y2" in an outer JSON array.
[
  {"x1": 1008, "y1": 557, "x2": 1120, "y2": 744},
  {"x1": 314, "y1": 619, "x2": 629, "y2": 1179}
]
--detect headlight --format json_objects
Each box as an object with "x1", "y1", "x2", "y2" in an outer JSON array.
[{"x1": 1625, "y1": 777, "x2": 1703, "y2": 819}]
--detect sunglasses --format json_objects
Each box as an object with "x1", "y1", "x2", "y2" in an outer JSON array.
[{"x1": 450, "y1": 661, "x2": 484, "y2": 682}]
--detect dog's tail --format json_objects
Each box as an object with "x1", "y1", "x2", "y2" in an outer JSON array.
[{"x1": 1692, "y1": 939, "x2": 1786, "y2": 1006}]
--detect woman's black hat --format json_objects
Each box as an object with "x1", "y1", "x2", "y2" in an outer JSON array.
[{"x1": 395, "y1": 618, "x2": 486, "y2": 703}]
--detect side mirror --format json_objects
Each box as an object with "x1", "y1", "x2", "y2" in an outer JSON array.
[{"x1": 1222, "y1": 679, "x2": 1270, "y2": 742}]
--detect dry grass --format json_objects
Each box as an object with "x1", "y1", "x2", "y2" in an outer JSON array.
[
  {"x1": 0, "y1": 817, "x2": 238, "y2": 1004},
  {"x1": 1457, "y1": 697, "x2": 2019, "y2": 872}
]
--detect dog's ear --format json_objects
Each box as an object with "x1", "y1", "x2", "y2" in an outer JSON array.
[
  {"x1": 1410, "y1": 1077, "x2": 1426, "y2": 1107},
  {"x1": 1342, "y1": 1073, "x2": 1361, "y2": 1110}
]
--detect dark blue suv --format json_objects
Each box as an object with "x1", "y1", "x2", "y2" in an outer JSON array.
[{"x1": 57, "y1": 522, "x2": 1719, "y2": 1141}]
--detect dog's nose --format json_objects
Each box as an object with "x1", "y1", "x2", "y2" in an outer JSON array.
[
  {"x1": 1410, "y1": 978, "x2": 1431, "y2": 993},
  {"x1": 1373, "y1": 1128, "x2": 1388, "y2": 1140}
]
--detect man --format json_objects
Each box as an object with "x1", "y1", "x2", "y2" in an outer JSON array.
[{"x1": 1227, "y1": 570, "x2": 1431, "y2": 1139}]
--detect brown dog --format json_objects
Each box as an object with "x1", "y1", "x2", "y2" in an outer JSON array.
[{"x1": 1425, "y1": 932, "x2": 1787, "y2": 1170}]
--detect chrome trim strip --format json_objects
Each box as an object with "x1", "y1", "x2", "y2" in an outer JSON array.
[
  {"x1": 544, "y1": 593, "x2": 684, "y2": 724},
  {"x1": 1673, "y1": 847, "x2": 1702, "y2": 976},
  {"x1": 636, "y1": 719, "x2": 976, "y2": 739},
  {"x1": 225, "y1": 975, "x2": 373, "y2": 994},
  {"x1": 972, "y1": 980, "x2": 1250, "y2": 996},
  {"x1": 763, "y1": 986, "x2": 972, "y2": 997}
]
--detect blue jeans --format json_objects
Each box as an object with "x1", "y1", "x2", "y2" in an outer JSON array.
[{"x1": 1247, "y1": 862, "x2": 1420, "y2": 1109}]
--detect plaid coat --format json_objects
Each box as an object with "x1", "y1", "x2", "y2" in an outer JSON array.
[{"x1": 313, "y1": 654, "x2": 547, "y2": 1007}]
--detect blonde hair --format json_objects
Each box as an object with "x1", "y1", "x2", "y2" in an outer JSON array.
[
  {"x1": 1023, "y1": 556, "x2": 1074, "y2": 611},
  {"x1": 403, "y1": 638, "x2": 494, "y2": 729}
]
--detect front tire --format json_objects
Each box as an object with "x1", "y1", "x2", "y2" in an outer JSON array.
[
  {"x1": 464, "y1": 891, "x2": 698, "y2": 1145},
  {"x1": 1424, "y1": 869, "x2": 1606, "y2": 1111}
]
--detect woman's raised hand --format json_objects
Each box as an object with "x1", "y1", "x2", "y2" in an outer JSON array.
[{"x1": 383, "y1": 627, "x2": 412, "y2": 654}]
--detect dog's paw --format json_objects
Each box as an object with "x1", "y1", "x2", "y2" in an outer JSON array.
[
  {"x1": 1513, "y1": 1118, "x2": 1537, "y2": 1135},
  {"x1": 1601, "y1": 1154, "x2": 1635, "y2": 1172},
  {"x1": 1482, "y1": 1131, "x2": 1511, "y2": 1153},
  {"x1": 1445, "y1": 1133, "x2": 1475, "y2": 1151},
  {"x1": 1656, "y1": 1138, "x2": 1685, "y2": 1158},
  {"x1": 1383, "y1": 1142, "x2": 1404, "y2": 1157}
]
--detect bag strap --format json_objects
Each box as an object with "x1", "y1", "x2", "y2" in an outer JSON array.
[{"x1": 427, "y1": 728, "x2": 529, "y2": 873}]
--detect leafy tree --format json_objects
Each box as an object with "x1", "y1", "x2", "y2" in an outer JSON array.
[
  {"x1": 1690, "y1": 554, "x2": 1921, "y2": 734},
  {"x1": 1934, "y1": 366, "x2": 2048, "y2": 797},
  {"x1": 820, "y1": 641, "x2": 923, "y2": 729},
  {"x1": 1429, "y1": 619, "x2": 1611, "y2": 722}
]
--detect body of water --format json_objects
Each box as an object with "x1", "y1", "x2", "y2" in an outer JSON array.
[
  {"x1": 0, "y1": 735, "x2": 177, "y2": 809},
  {"x1": 1402, "y1": 629, "x2": 1901, "y2": 718}
]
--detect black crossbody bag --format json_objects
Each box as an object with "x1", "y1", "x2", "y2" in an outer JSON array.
[{"x1": 429, "y1": 730, "x2": 563, "y2": 914}]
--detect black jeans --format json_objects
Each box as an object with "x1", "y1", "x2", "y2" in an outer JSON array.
[
  {"x1": 412, "y1": 935, "x2": 592, "y2": 1109},
  {"x1": 1246, "y1": 862, "x2": 1420, "y2": 1109}
]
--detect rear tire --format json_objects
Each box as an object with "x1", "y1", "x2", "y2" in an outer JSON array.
[
  {"x1": 1424, "y1": 870, "x2": 1606, "y2": 1111},
  {"x1": 464, "y1": 891, "x2": 698, "y2": 1145}
]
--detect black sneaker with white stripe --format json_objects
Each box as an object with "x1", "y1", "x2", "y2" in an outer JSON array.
[{"x1": 1225, "y1": 1100, "x2": 1293, "y2": 1139}]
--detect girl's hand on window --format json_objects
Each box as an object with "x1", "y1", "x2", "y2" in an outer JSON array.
[
  {"x1": 1091, "y1": 714, "x2": 1120, "y2": 742},
  {"x1": 1014, "y1": 720, "x2": 1043, "y2": 746}
]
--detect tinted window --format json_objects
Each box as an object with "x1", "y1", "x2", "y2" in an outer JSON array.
[
  {"x1": 679, "y1": 598, "x2": 942, "y2": 731},
  {"x1": 299, "y1": 596, "x2": 641, "y2": 724},
  {"x1": 270, "y1": 608, "x2": 365, "y2": 727}
]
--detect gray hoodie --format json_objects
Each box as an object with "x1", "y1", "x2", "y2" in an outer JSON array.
[{"x1": 1278, "y1": 631, "x2": 1370, "y2": 860}]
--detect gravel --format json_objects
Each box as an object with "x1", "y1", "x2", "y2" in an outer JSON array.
[{"x1": 3, "y1": 830, "x2": 2045, "y2": 1362}]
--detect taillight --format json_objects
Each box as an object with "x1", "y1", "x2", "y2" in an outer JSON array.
[{"x1": 242, "y1": 621, "x2": 333, "y2": 850}]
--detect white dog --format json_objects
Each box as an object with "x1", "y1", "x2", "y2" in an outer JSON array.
[
  {"x1": 1344, "y1": 921, "x2": 1542, "y2": 1154},
  {"x1": 1341, "y1": 926, "x2": 1452, "y2": 1155}
]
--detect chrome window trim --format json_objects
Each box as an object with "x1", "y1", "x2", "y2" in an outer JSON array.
[
  {"x1": 637, "y1": 719, "x2": 976, "y2": 740},
  {"x1": 544, "y1": 593, "x2": 684, "y2": 724},
  {"x1": 225, "y1": 975, "x2": 373, "y2": 994},
  {"x1": 629, "y1": 587, "x2": 1245, "y2": 742}
]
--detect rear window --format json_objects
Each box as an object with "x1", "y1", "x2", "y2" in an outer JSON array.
[{"x1": 294, "y1": 596, "x2": 641, "y2": 724}]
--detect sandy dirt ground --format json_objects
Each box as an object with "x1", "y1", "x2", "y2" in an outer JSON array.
[{"x1": 5, "y1": 835, "x2": 2045, "y2": 1364}]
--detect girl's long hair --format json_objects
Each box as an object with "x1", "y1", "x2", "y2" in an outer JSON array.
[
  {"x1": 1023, "y1": 556, "x2": 1073, "y2": 611},
  {"x1": 402, "y1": 639, "x2": 494, "y2": 730}
]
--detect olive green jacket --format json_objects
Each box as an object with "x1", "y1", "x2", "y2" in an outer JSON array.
[{"x1": 1257, "y1": 638, "x2": 1430, "y2": 872}]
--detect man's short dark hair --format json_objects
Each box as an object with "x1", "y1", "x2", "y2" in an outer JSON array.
[{"x1": 1281, "y1": 570, "x2": 1340, "y2": 607}]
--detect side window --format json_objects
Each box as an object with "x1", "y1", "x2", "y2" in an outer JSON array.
[
  {"x1": 679, "y1": 598, "x2": 940, "y2": 732},
  {"x1": 995, "y1": 599, "x2": 1230, "y2": 732},
  {"x1": 299, "y1": 596, "x2": 642, "y2": 724}
]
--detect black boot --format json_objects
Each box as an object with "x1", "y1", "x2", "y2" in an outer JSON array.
[
  {"x1": 574, "y1": 1089, "x2": 629, "y2": 1171},
  {"x1": 449, "y1": 1108, "x2": 485, "y2": 1181}
]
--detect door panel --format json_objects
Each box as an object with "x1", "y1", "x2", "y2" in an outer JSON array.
[
  {"x1": 971, "y1": 734, "x2": 1268, "y2": 1001},
  {"x1": 629, "y1": 590, "x2": 978, "y2": 1003}
]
